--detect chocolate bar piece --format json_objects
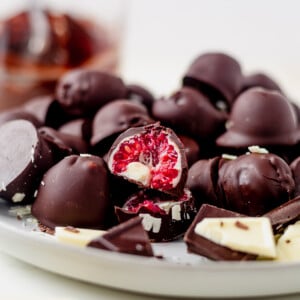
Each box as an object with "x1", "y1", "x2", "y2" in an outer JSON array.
[
  {"x1": 88, "y1": 217, "x2": 154, "y2": 257},
  {"x1": 264, "y1": 196, "x2": 300, "y2": 232},
  {"x1": 184, "y1": 204, "x2": 256, "y2": 261}
]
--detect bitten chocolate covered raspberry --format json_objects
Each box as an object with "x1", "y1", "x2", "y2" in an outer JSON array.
[
  {"x1": 107, "y1": 123, "x2": 188, "y2": 196},
  {"x1": 115, "y1": 189, "x2": 196, "y2": 242}
]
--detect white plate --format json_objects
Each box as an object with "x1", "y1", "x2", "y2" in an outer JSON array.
[{"x1": 0, "y1": 200, "x2": 299, "y2": 298}]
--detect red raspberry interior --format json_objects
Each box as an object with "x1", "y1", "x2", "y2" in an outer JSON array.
[{"x1": 110, "y1": 128, "x2": 182, "y2": 191}]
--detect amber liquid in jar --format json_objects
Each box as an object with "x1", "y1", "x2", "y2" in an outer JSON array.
[{"x1": 0, "y1": 10, "x2": 120, "y2": 110}]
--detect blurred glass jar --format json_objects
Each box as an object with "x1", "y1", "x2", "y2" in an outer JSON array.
[{"x1": 0, "y1": 0, "x2": 126, "y2": 109}]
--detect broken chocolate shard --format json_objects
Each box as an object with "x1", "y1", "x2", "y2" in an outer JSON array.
[
  {"x1": 264, "y1": 196, "x2": 300, "y2": 232},
  {"x1": 183, "y1": 204, "x2": 256, "y2": 261},
  {"x1": 87, "y1": 216, "x2": 154, "y2": 257}
]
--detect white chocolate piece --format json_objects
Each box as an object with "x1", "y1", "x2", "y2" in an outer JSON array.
[
  {"x1": 122, "y1": 162, "x2": 151, "y2": 186},
  {"x1": 171, "y1": 204, "x2": 181, "y2": 221},
  {"x1": 139, "y1": 213, "x2": 162, "y2": 233},
  {"x1": 276, "y1": 221, "x2": 300, "y2": 262},
  {"x1": 194, "y1": 217, "x2": 276, "y2": 258},
  {"x1": 12, "y1": 193, "x2": 26, "y2": 203},
  {"x1": 248, "y1": 145, "x2": 269, "y2": 154},
  {"x1": 55, "y1": 227, "x2": 106, "y2": 247}
]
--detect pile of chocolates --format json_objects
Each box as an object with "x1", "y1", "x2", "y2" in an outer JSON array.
[{"x1": 1, "y1": 52, "x2": 300, "y2": 261}]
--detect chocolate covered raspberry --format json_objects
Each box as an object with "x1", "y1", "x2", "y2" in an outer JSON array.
[
  {"x1": 107, "y1": 123, "x2": 188, "y2": 196},
  {"x1": 115, "y1": 189, "x2": 196, "y2": 242}
]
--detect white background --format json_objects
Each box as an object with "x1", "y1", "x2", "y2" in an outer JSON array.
[
  {"x1": 1, "y1": 1, "x2": 300, "y2": 299},
  {"x1": 123, "y1": 0, "x2": 300, "y2": 102}
]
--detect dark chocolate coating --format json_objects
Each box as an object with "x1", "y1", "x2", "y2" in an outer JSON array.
[
  {"x1": 23, "y1": 95, "x2": 71, "y2": 128},
  {"x1": 183, "y1": 52, "x2": 243, "y2": 107},
  {"x1": 55, "y1": 70, "x2": 127, "y2": 116},
  {"x1": 187, "y1": 157, "x2": 224, "y2": 209},
  {"x1": 178, "y1": 135, "x2": 200, "y2": 166},
  {"x1": 58, "y1": 118, "x2": 92, "y2": 142},
  {"x1": 240, "y1": 73, "x2": 282, "y2": 94},
  {"x1": 32, "y1": 155, "x2": 111, "y2": 229},
  {"x1": 290, "y1": 156, "x2": 300, "y2": 196},
  {"x1": 91, "y1": 100, "x2": 153, "y2": 154},
  {"x1": 152, "y1": 87, "x2": 227, "y2": 140},
  {"x1": 264, "y1": 196, "x2": 300, "y2": 232},
  {"x1": 219, "y1": 153, "x2": 295, "y2": 216},
  {"x1": 107, "y1": 123, "x2": 188, "y2": 197},
  {"x1": 115, "y1": 189, "x2": 197, "y2": 242},
  {"x1": 184, "y1": 204, "x2": 255, "y2": 261},
  {"x1": 126, "y1": 84, "x2": 155, "y2": 113},
  {"x1": 88, "y1": 216, "x2": 154, "y2": 257},
  {"x1": 108, "y1": 174, "x2": 140, "y2": 208},
  {"x1": 216, "y1": 88, "x2": 300, "y2": 148},
  {"x1": 0, "y1": 120, "x2": 54, "y2": 203},
  {"x1": 0, "y1": 108, "x2": 41, "y2": 128}
]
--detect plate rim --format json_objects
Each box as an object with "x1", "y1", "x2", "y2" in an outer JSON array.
[{"x1": 1, "y1": 210, "x2": 300, "y2": 298}]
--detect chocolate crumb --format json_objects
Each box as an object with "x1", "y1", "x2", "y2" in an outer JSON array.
[
  {"x1": 220, "y1": 221, "x2": 224, "y2": 227},
  {"x1": 38, "y1": 223, "x2": 54, "y2": 235},
  {"x1": 286, "y1": 239, "x2": 291, "y2": 244},
  {"x1": 235, "y1": 220, "x2": 249, "y2": 230},
  {"x1": 64, "y1": 226, "x2": 80, "y2": 233}
]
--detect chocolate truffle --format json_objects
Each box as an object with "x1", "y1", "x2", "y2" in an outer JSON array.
[
  {"x1": 107, "y1": 123, "x2": 188, "y2": 197},
  {"x1": 184, "y1": 204, "x2": 255, "y2": 261},
  {"x1": 55, "y1": 70, "x2": 127, "y2": 116},
  {"x1": 39, "y1": 127, "x2": 89, "y2": 156},
  {"x1": 216, "y1": 88, "x2": 300, "y2": 148},
  {"x1": 0, "y1": 120, "x2": 54, "y2": 203},
  {"x1": 126, "y1": 84, "x2": 155, "y2": 112},
  {"x1": 58, "y1": 118, "x2": 92, "y2": 142},
  {"x1": 178, "y1": 135, "x2": 200, "y2": 166},
  {"x1": 32, "y1": 155, "x2": 111, "y2": 229},
  {"x1": 219, "y1": 152, "x2": 295, "y2": 216},
  {"x1": 187, "y1": 157, "x2": 225, "y2": 209},
  {"x1": 264, "y1": 196, "x2": 300, "y2": 232},
  {"x1": 88, "y1": 216, "x2": 154, "y2": 257},
  {"x1": 115, "y1": 189, "x2": 197, "y2": 242},
  {"x1": 240, "y1": 72, "x2": 282, "y2": 93},
  {"x1": 183, "y1": 52, "x2": 243, "y2": 108},
  {"x1": 152, "y1": 87, "x2": 227, "y2": 140},
  {"x1": 23, "y1": 95, "x2": 70, "y2": 128},
  {"x1": 91, "y1": 100, "x2": 154, "y2": 155},
  {"x1": 290, "y1": 156, "x2": 300, "y2": 196},
  {"x1": 0, "y1": 108, "x2": 41, "y2": 128}
]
